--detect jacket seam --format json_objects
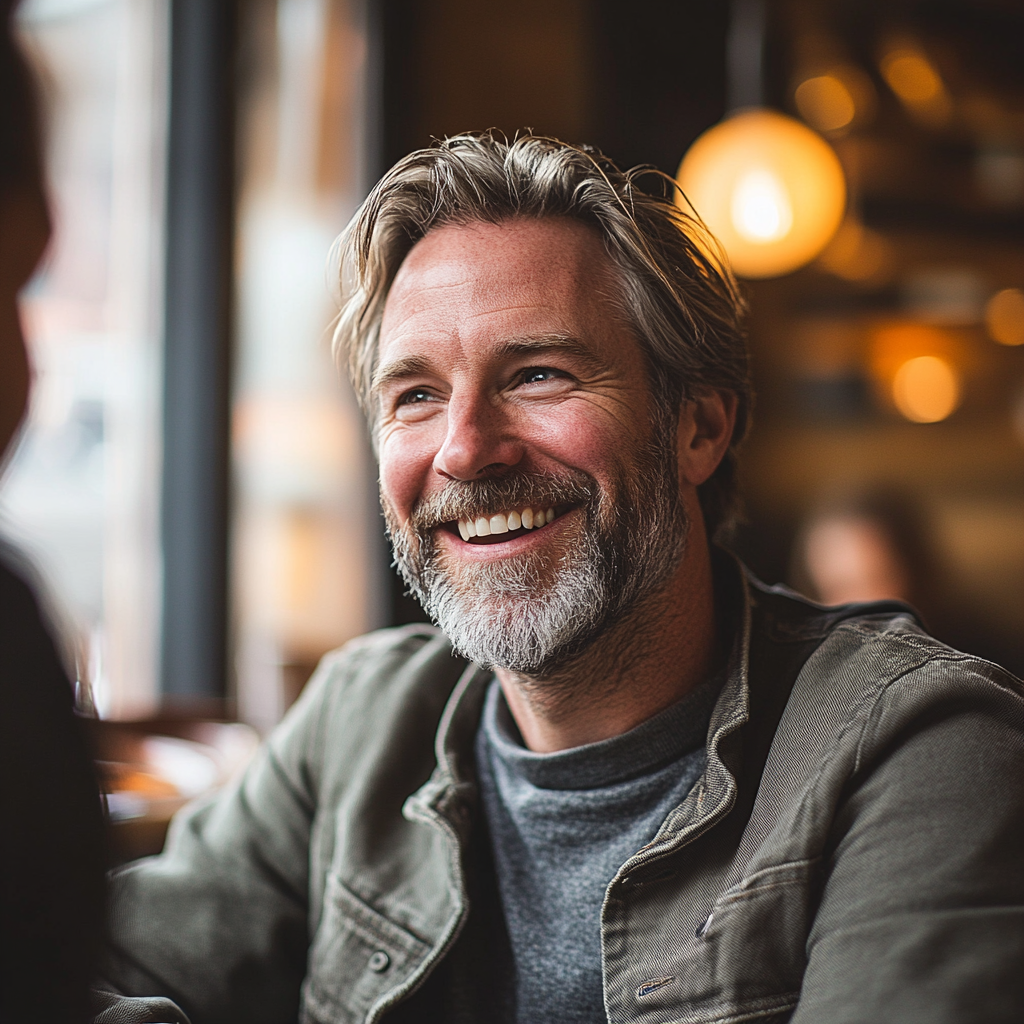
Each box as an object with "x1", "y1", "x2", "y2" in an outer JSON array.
[
  {"x1": 675, "y1": 991, "x2": 801, "y2": 1024},
  {"x1": 367, "y1": 792, "x2": 468, "y2": 1022},
  {"x1": 850, "y1": 651, "x2": 979, "y2": 775},
  {"x1": 719, "y1": 857, "x2": 822, "y2": 903}
]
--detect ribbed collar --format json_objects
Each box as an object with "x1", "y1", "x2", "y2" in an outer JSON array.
[{"x1": 479, "y1": 663, "x2": 724, "y2": 792}]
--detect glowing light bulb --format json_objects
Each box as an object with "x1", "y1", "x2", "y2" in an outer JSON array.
[
  {"x1": 677, "y1": 109, "x2": 846, "y2": 278},
  {"x1": 731, "y1": 169, "x2": 793, "y2": 242}
]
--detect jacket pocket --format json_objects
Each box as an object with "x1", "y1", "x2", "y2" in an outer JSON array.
[
  {"x1": 700, "y1": 858, "x2": 818, "y2": 1017},
  {"x1": 301, "y1": 873, "x2": 430, "y2": 1024}
]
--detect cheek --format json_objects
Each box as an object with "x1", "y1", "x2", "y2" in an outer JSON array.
[
  {"x1": 377, "y1": 429, "x2": 437, "y2": 521},
  {"x1": 528, "y1": 404, "x2": 648, "y2": 477}
]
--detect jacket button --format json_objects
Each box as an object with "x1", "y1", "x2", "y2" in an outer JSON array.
[{"x1": 368, "y1": 950, "x2": 390, "y2": 973}]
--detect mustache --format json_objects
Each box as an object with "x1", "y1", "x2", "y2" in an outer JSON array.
[{"x1": 408, "y1": 470, "x2": 595, "y2": 533}]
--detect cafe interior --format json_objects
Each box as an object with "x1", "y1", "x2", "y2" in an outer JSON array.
[{"x1": 5, "y1": 0, "x2": 1023, "y2": 861}]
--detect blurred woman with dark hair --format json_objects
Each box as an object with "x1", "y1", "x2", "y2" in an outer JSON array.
[{"x1": 0, "y1": 1, "x2": 106, "y2": 1019}]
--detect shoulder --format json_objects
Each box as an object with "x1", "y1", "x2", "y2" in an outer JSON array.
[
  {"x1": 307, "y1": 623, "x2": 463, "y2": 708},
  {"x1": 746, "y1": 572, "x2": 1023, "y2": 761},
  {"x1": 0, "y1": 554, "x2": 48, "y2": 647},
  {"x1": 0, "y1": 553, "x2": 75, "y2": 721},
  {"x1": 268, "y1": 624, "x2": 470, "y2": 782}
]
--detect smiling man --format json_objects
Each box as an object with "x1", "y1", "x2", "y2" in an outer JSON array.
[
  {"x1": 374, "y1": 215, "x2": 729, "y2": 753},
  {"x1": 100, "y1": 133, "x2": 1024, "y2": 1024}
]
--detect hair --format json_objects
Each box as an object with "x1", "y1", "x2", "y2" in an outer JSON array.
[
  {"x1": 0, "y1": 0, "x2": 44, "y2": 196},
  {"x1": 333, "y1": 130, "x2": 751, "y2": 539}
]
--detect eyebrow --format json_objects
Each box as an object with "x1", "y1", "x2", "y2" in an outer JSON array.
[
  {"x1": 370, "y1": 334, "x2": 607, "y2": 398},
  {"x1": 371, "y1": 355, "x2": 434, "y2": 397},
  {"x1": 493, "y1": 334, "x2": 606, "y2": 374}
]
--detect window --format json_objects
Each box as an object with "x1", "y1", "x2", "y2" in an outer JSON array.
[{"x1": 4, "y1": 0, "x2": 168, "y2": 717}]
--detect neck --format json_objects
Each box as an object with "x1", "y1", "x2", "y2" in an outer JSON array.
[{"x1": 495, "y1": 525, "x2": 722, "y2": 753}]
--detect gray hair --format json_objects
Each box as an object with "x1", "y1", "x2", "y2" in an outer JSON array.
[{"x1": 333, "y1": 131, "x2": 751, "y2": 539}]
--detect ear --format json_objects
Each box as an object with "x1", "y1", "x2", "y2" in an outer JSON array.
[{"x1": 676, "y1": 390, "x2": 738, "y2": 487}]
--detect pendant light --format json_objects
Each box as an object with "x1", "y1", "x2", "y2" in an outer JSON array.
[{"x1": 675, "y1": 1, "x2": 847, "y2": 279}]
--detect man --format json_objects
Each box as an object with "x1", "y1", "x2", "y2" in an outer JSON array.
[{"x1": 100, "y1": 133, "x2": 1024, "y2": 1024}]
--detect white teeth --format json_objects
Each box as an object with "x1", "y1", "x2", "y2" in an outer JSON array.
[{"x1": 456, "y1": 506, "x2": 557, "y2": 540}]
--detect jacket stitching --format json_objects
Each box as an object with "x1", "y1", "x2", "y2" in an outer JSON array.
[
  {"x1": 675, "y1": 991, "x2": 801, "y2": 1024},
  {"x1": 719, "y1": 857, "x2": 822, "y2": 904}
]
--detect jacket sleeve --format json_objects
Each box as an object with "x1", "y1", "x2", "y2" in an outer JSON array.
[
  {"x1": 99, "y1": 656, "x2": 344, "y2": 1024},
  {"x1": 791, "y1": 655, "x2": 1024, "y2": 1024}
]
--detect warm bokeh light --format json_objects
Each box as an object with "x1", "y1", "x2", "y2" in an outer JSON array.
[
  {"x1": 985, "y1": 288, "x2": 1024, "y2": 346},
  {"x1": 868, "y1": 322, "x2": 967, "y2": 380},
  {"x1": 891, "y1": 355, "x2": 961, "y2": 423},
  {"x1": 817, "y1": 217, "x2": 892, "y2": 281},
  {"x1": 880, "y1": 46, "x2": 951, "y2": 125},
  {"x1": 676, "y1": 109, "x2": 846, "y2": 279},
  {"x1": 795, "y1": 75, "x2": 856, "y2": 132},
  {"x1": 881, "y1": 50, "x2": 941, "y2": 103}
]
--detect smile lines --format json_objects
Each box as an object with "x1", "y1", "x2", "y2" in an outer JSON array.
[{"x1": 457, "y1": 506, "x2": 556, "y2": 541}]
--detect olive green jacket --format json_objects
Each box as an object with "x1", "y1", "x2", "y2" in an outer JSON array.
[{"x1": 100, "y1": 567, "x2": 1024, "y2": 1024}]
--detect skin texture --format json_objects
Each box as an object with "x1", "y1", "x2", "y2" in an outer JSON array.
[
  {"x1": 376, "y1": 217, "x2": 736, "y2": 752},
  {"x1": 0, "y1": 185, "x2": 49, "y2": 459}
]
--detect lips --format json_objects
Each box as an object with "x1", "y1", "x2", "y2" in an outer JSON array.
[{"x1": 454, "y1": 505, "x2": 557, "y2": 543}]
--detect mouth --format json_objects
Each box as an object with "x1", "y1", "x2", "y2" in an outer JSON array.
[{"x1": 446, "y1": 504, "x2": 568, "y2": 545}]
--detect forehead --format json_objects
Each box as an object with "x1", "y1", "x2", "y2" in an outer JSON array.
[{"x1": 378, "y1": 217, "x2": 623, "y2": 354}]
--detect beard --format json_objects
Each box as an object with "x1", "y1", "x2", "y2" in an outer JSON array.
[{"x1": 384, "y1": 426, "x2": 689, "y2": 678}]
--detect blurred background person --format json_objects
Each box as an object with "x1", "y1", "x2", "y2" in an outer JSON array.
[
  {"x1": 791, "y1": 488, "x2": 1023, "y2": 676},
  {"x1": 791, "y1": 489, "x2": 932, "y2": 606},
  {"x1": 0, "y1": 0, "x2": 106, "y2": 1020}
]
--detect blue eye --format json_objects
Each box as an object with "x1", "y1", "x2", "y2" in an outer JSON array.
[
  {"x1": 398, "y1": 388, "x2": 433, "y2": 405},
  {"x1": 520, "y1": 367, "x2": 561, "y2": 385}
]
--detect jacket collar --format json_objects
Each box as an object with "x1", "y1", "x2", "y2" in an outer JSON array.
[{"x1": 409, "y1": 549, "x2": 754, "y2": 842}]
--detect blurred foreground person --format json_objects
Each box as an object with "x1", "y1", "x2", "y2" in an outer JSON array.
[
  {"x1": 0, "y1": 2, "x2": 105, "y2": 1021},
  {"x1": 98, "y1": 134, "x2": 1024, "y2": 1024}
]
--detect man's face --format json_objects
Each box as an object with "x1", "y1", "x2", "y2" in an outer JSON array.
[{"x1": 375, "y1": 217, "x2": 688, "y2": 675}]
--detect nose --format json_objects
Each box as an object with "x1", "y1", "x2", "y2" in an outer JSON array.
[{"x1": 433, "y1": 391, "x2": 525, "y2": 481}]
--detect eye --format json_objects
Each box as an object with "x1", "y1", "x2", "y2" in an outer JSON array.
[
  {"x1": 397, "y1": 387, "x2": 435, "y2": 406},
  {"x1": 517, "y1": 366, "x2": 568, "y2": 386},
  {"x1": 391, "y1": 386, "x2": 443, "y2": 422}
]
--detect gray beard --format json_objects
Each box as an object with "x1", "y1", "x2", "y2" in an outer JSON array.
[{"x1": 385, "y1": 433, "x2": 688, "y2": 678}]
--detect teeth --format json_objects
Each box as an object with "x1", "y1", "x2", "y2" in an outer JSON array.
[{"x1": 456, "y1": 506, "x2": 557, "y2": 539}]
